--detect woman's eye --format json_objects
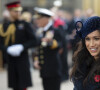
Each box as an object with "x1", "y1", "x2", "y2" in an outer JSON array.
[
  {"x1": 85, "y1": 38, "x2": 90, "y2": 41},
  {"x1": 94, "y1": 38, "x2": 100, "y2": 40}
]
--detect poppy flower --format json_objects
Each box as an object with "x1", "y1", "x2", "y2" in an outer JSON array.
[{"x1": 94, "y1": 75, "x2": 100, "y2": 82}]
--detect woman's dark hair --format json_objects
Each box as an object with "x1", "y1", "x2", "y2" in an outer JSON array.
[{"x1": 70, "y1": 35, "x2": 100, "y2": 84}]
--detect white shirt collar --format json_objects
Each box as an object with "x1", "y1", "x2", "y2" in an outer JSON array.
[{"x1": 43, "y1": 19, "x2": 53, "y2": 31}]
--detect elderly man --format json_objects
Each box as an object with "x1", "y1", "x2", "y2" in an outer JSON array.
[{"x1": 33, "y1": 7, "x2": 63, "y2": 90}]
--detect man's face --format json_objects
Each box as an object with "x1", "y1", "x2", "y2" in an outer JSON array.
[
  {"x1": 35, "y1": 16, "x2": 49, "y2": 27},
  {"x1": 9, "y1": 9, "x2": 21, "y2": 20}
]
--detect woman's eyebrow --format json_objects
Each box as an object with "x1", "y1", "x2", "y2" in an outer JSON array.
[
  {"x1": 93, "y1": 36, "x2": 100, "y2": 37},
  {"x1": 85, "y1": 37, "x2": 89, "y2": 38},
  {"x1": 85, "y1": 36, "x2": 100, "y2": 38}
]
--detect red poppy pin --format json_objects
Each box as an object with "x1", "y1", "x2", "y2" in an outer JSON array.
[{"x1": 94, "y1": 75, "x2": 100, "y2": 82}]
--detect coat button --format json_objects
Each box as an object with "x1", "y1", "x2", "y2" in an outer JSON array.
[
  {"x1": 40, "y1": 60, "x2": 44, "y2": 64},
  {"x1": 39, "y1": 45, "x2": 43, "y2": 49},
  {"x1": 40, "y1": 50, "x2": 44, "y2": 54},
  {"x1": 40, "y1": 55, "x2": 44, "y2": 59}
]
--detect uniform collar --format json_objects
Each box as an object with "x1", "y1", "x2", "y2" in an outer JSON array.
[{"x1": 43, "y1": 19, "x2": 53, "y2": 31}]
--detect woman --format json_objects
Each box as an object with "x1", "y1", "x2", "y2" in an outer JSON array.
[{"x1": 71, "y1": 16, "x2": 100, "y2": 90}]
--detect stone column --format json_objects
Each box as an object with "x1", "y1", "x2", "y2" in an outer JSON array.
[
  {"x1": 93, "y1": 0, "x2": 100, "y2": 16},
  {"x1": 82, "y1": 0, "x2": 92, "y2": 10},
  {"x1": 37, "y1": 0, "x2": 47, "y2": 7}
]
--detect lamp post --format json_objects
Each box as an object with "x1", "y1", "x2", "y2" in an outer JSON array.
[
  {"x1": 53, "y1": 0, "x2": 62, "y2": 8},
  {"x1": 52, "y1": 0, "x2": 63, "y2": 14}
]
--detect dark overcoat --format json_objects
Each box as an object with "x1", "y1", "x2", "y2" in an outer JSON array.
[
  {"x1": 0, "y1": 20, "x2": 37, "y2": 88},
  {"x1": 38, "y1": 26, "x2": 63, "y2": 78}
]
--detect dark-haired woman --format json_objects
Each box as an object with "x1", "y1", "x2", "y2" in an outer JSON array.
[{"x1": 71, "y1": 16, "x2": 100, "y2": 90}]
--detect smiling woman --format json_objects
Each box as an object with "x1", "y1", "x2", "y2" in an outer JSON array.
[
  {"x1": 85, "y1": 30, "x2": 100, "y2": 60},
  {"x1": 70, "y1": 16, "x2": 100, "y2": 90}
]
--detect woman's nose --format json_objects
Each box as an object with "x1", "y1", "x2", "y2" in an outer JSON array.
[{"x1": 90, "y1": 40, "x2": 95, "y2": 47}]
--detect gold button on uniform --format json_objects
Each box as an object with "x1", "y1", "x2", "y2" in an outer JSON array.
[
  {"x1": 39, "y1": 45, "x2": 43, "y2": 49},
  {"x1": 40, "y1": 60, "x2": 44, "y2": 64},
  {"x1": 40, "y1": 55, "x2": 44, "y2": 59},
  {"x1": 40, "y1": 50, "x2": 43, "y2": 54}
]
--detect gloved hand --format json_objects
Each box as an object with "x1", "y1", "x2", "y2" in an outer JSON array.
[{"x1": 7, "y1": 44, "x2": 24, "y2": 57}]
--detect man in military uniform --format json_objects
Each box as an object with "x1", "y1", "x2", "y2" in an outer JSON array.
[
  {"x1": 0, "y1": 1, "x2": 37, "y2": 90},
  {"x1": 33, "y1": 7, "x2": 62, "y2": 90}
]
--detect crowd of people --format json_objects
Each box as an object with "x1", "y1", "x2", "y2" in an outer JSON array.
[{"x1": 0, "y1": 1, "x2": 100, "y2": 90}]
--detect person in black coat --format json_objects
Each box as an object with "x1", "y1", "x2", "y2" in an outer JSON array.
[
  {"x1": 33, "y1": 7, "x2": 62, "y2": 90},
  {"x1": 70, "y1": 16, "x2": 100, "y2": 90},
  {"x1": 53, "y1": 19, "x2": 69, "y2": 81},
  {"x1": 0, "y1": 1, "x2": 37, "y2": 90}
]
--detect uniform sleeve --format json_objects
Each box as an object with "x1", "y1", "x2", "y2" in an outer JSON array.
[
  {"x1": 32, "y1": 48, "x2": 39, "y2": 62},
  {"x1": 22, "y1": 22, "x2": 38, "y2": 49},
  {"x1": 50, "y1": 29, "x2": 63, "y2": 49},
  {"x1": 0, "y1": 24, "x2": 7, "y2": 51},
  {"x1": 0, "y1": 36, "x2": 7, "y2": 51}
]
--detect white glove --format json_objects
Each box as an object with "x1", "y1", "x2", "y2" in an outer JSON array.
[{"x1": 7, "y1": 44, "x2": 24, "y2": 57}]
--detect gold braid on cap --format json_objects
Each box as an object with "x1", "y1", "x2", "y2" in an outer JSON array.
[{"x1": 0, "y1": 24, "x2": 16, "y2": 46}]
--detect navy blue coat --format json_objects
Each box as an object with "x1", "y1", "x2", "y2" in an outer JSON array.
[{"x1": 73, "y1": 62, "x2": 100, "y2": 90}]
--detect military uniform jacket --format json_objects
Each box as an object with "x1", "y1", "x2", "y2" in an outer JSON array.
[
  {"x1": 0, "y1": 20, "x2": 37, "y2": 88},
  {"x1": 37, "y1": 25, "x2": 63, "y2": 78}
]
